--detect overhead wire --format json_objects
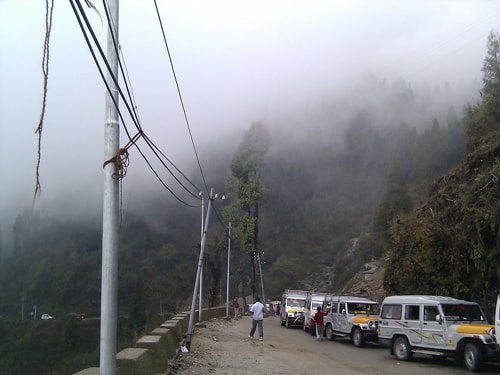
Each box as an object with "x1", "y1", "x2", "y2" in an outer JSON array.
[
  {"x1": 70, "y1": 0, "x2": 202, "y2": 207},
  {"x1": 100, "y1": 0, "x2": 141, "y2": 131},
  {"x1": 72, "y1": 1, "x2": 231, "y2": 241},
  {"x1": 212, "y1": 203, "x2": 231, "y2": 236},
  {"x1": 151, "y1": 3, "x2": 241, "y2": 239},
  {"x1": 153, "y1": 0, "x2": 210, "y2": 197},
  {"x1": 402, "y1": 7, "x2": 500, "y2": 81},
  {"x1": 100, "y1": 0, "x2": 203, "y2": 201}
]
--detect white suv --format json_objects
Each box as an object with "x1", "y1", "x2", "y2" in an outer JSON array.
[
  {"x1": 378, "y1": 295, "x2": 500, "y2": 372},
  {"x1": 322, "y1": 294, "x2": 380, "y2": 347},
  {"x1": 280, "y1": 289, "x2": 307, "y2": 328}
]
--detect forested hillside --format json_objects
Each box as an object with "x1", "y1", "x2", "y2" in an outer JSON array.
[
  {"x1": 384, "y1": 31, "x2": 500, "y2": 315},
  {"x1": 257, "y1": 79, "x2": 467, "y2": 298},
  {"x1": 1, "y1": 37, "x2": 494, "y2": 375}
]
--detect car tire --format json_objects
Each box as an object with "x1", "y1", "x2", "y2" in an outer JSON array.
[
  {"x1": 393, "y1": 336, "x2": 413, "y2": 361},
  {"x1": 326, "y1": 324, "x2": 335, "y2": 341},
  {"x1": 352, "y1": 327, "x2": 365, "y2": 347},
  {"x1": 464, "y1": 342, "x2": 483, "y2": 372}
]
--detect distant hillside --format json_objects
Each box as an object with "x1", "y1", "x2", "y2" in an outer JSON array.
[
  {"x1": 383, "y1": 31, "x2": 500, "y2": 315},
  {"x1": 383, "y1": 125, "x2": 500, "y2": 310},
  {"x1": 258, "y1": 82, "x2": 467, "y2": 299}
]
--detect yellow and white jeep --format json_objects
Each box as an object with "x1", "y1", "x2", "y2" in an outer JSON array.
[
  {"x1": 280, "y1": 289, "x2": 307, "y2": 328},
  {"x1": 379, "y1": 295, "x2": 500, "y2": 372},
  {"x1": 322, "y1": 294, "x2": 380, "y2": 347}
]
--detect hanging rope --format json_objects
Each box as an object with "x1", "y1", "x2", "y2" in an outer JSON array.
[
  {"x1": 102, "y1": 131, "x2": 142, "y2": 181},
  {"x1": 34, "y1": 0, "x2": 55, "y2": 203}
]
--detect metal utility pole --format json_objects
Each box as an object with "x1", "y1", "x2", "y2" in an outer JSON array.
[
  {"x1": 101, "y1": 1, "x2": 120, "y2": 374},
  {"x1": 186, "y1": 188, "x2": 214, "y2": 350},
  {"x1": 257, "y1": 253, "x2": 266, "y2": 306},
  {"x1": 225, "y1": 222, "x2": 231, "y2": 317},
  {"x1": 199, "y1": 195, "x2": 204, "y2": 322}
]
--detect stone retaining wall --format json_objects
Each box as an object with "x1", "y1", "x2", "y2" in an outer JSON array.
[{"x1": 73, "y1": 306, "x2": 226, "y2": 375}]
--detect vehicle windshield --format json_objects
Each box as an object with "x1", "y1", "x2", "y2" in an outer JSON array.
[
  {"x1": 288, "y1": 298, "x2": 305, "y2": 307},
  {"x1": 347, "y1": 302, "x2": 380, "y2": 315},
  {"x1": 312, "y1": 301, "x2": 323, "y2": 309},
  {"x1": 441, "y1": 303, "x2": 486, "y2": 322}
]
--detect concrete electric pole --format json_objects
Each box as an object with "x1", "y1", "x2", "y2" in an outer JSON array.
[{"x1": 100, "y1": 0, "x2": 120, "y2": 374}]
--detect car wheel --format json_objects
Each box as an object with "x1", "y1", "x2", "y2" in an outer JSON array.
[
  {"x1": 464, "y1": 342, "x2": 483, "y2": 372},
  {"x1": 326, "y1": 324, "x2": 335, "y2": 341},
  {"x1": 393, "y1": 336, "x2": 413, "y2": 361},
  {"x1": 352, "y1": 327, "x2": 365, "y2": 347}
]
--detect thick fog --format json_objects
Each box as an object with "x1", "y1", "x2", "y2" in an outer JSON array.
[{"x1": 0, "y1": 0, "x2": 499, "y2": 232}]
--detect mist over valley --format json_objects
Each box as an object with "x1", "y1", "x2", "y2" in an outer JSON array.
[{"x1": 1, "y1": 1, "x2": 499, "y2": 374}]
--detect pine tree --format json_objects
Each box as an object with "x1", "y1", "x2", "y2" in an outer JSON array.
[
  {"x1": 481, "y1": 30, "x2": 500, "y2": 97},
  {"x1": 223, "y1": 123, "x2": 271, "y2": 298},
  {"x1": 372, "y1": 160, "x2": 412, "y2": 245},
  {"x1": 467, "y1": 30, "x2": 500, "y2": 148}
]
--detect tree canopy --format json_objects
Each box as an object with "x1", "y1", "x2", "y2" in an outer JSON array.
[{"x1": 224, "y1": 122, "x2": 271, "y2": 298}]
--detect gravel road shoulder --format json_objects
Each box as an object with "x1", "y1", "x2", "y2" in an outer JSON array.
[{"x1": 167, "y1": 314, "x2": 320, "y2": 375}]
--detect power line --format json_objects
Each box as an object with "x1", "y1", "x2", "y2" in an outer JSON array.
[
  {"x1": 70, "y1": 0, "x2": 203, "y2": 207},
  {"x1": 100, "y1": 0, "x2": 206, "y2": 203},
  {"x1": 153, "y1": 0, "x2": 210, "y2": 196},
  {"x1": 212, "y1": 203, "x2": 230, "y2": 236},
  {"x1": 402, "y1": 7, "x2": 500, "y2": 81}
]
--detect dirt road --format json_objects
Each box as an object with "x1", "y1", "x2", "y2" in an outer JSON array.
[
  {"x1": 167, "y1": 314, "x2": 500, "y2": 375},
  {"x1": 168, "y1": 313, "x2": 335, "y2": 375}
]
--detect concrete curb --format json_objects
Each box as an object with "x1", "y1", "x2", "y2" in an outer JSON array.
[{"x1": 73, "y1": 306, "x2": 226, "y2": 375}]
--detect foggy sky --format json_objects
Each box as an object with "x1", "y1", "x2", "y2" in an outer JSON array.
[{"x1": 1, "y1": 0, "x2": 499, "y2": 228}]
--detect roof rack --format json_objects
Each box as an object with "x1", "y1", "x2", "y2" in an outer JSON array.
[
  {"x1": 324, "y1": 292, "x2": 377, "y2": 303},
  {"x1": 283, "y1": 289, "x2": 308, "y2": 295}
]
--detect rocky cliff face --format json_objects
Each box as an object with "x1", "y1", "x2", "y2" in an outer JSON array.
[
  {"x1": 300, "y1": 234, "x2": 386, "y2": 302},
  {"x1": 344, "y1": 260, "x2": 386, "y2": 303}
]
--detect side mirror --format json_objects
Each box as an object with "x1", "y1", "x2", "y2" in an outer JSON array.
[
  {"x1": 342, "y1": 309, "x2": 346, "y2": 316},
  {"x1": 436, "y1": 314, "x2": 443, "y2": 324}
]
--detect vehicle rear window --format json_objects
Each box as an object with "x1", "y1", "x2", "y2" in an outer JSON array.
[{"x1": 381, "y1": 304, "x2": 402, "y2": 319}]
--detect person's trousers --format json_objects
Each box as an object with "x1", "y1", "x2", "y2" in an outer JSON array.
[
  {"x1": 249, "y1": 319, "x2": 263, "y2": 338},
  {"x1": 316, "y1": 324, "x2": 325, "y2": 339}
]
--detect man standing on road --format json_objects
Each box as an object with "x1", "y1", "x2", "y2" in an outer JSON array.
[{"x1": 248, "y1": 296, "x2": 265, "y2": 341}]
